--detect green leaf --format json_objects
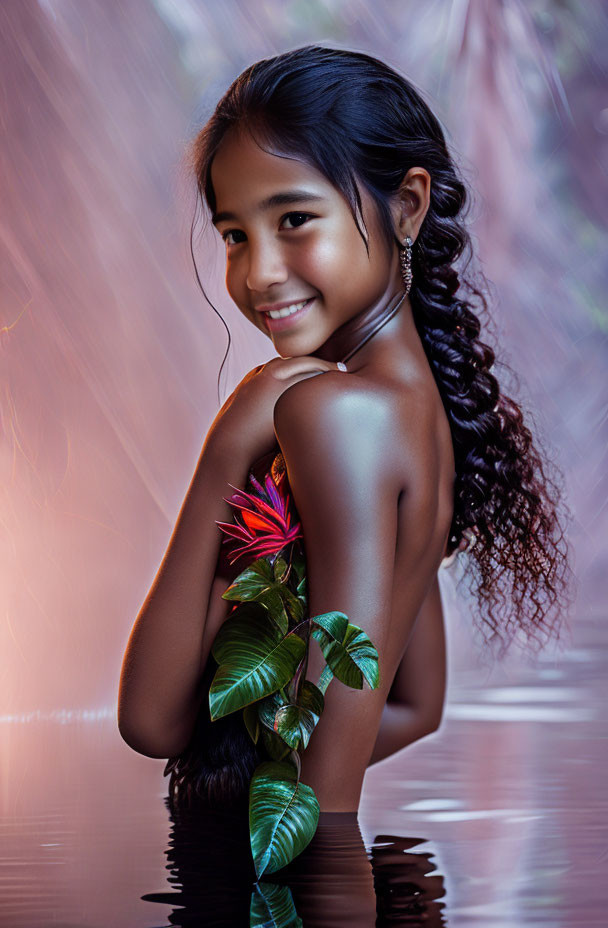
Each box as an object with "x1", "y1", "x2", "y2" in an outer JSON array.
[
  {"x1": 250, "y1": 881, "x2": 303, "y2": 927},
  {"x1": 220, "y1": 556, "x2": 302, "y2": 635},
  {"x1": 311, "y1": 621, "x2": 380, "y2": 690},
  {"x1": 211, "y1": 602, "x2": 265, "y2": 663},
  {"x1": 281, "y1": 585, "x2": 304, "y2": 623},
  {"x1": 317, "y1": 664, "x2": 334, "y2": 696},
  {"x1": 256, "y1": 587, "x2": 290, "y2": 635},
  {"x1": 261, "y1": 727, "x2": 292, "y2": 762},
  {"x1": 262, "y1": 581, "x2": 304, "y2": 624},
  {"x1": 275, "y1": 680, "x2": 325, "y2": 750},
  {"x1": 258, "y1": 681, "x2": 323, "y2": 751},
  {"x1": 273, "y1": 556, "x2": 289, "y2": 582},
  {"x1": 299, "y1": 679, "x2": 324, "y2": 719},
  {"x1": 243, "y1": 703, "x2": 260, "y2": 744},
  {"x1": 209, "y1": 606, "x2": 307, "y2": 719},
  {"x1": 249, "y1": 761, "x2": 320, "y2": 877},
  {"x1": 310, "y1": 610, "x2": 349, "y2": 642},
  {"x1": 221, "y1": 557, "x2": 275, "y2": 601},
  {"x1": 274, "y1": 706, "x2": 313, "y2": 751},
  {"x1": 291, "y1": 548, "x2": 306, "y2": 583},
  {"x1": 257, "y1": 690, "x2": 285, "y2": 733}
]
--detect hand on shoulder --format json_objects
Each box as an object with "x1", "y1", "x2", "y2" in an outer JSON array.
[{"x1": 207, "y1": 355, "x2": 347, "y2": 466}]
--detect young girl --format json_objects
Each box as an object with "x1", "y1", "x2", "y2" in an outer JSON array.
[{"x1": 118, "y1": 45, "x2": 574, "y2": 816}]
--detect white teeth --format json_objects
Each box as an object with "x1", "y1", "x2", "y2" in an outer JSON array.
[{"x1": 267, "y1": 299, "x2": 310, "y2": 319}]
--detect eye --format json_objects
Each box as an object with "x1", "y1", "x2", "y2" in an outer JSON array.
[
  {"x1": 280, "y1": 211, "x2": 314, "y2": 230},
  {"x1": 221, "y1": 228, "x2": 246, "y2": 246},
  {"x1": 220, "y1": 212, "x2": 314, "y2": 246}
]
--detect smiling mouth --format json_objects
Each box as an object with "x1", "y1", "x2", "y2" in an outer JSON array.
[
  {"x1": 262, "y1": 298, "x2": 312, "y2": 319},
  {"x1": 261, "y1": 297, "x2": 316, "y2": 333}
]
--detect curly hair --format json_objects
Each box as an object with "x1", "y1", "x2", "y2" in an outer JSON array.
[
  {"x1": 167, "y1": 43, "x2": 577, "y2": 805},
  {"x1": 164, "y1": 650, "x2": 264, "y2": 811},
  {"x1": 188, "y1": 42, "x2": 576, "y2": 657}
]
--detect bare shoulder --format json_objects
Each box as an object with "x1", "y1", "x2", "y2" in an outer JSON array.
[
  {"x1": 274, "y1": 369, "x2": 394, "y2": 426},
  {"x1": 274, "y1": 371, "x2": 409, "y2": 493},
  {"x1": 273, "y1": 369, "x2": 433, "y2": 488}
]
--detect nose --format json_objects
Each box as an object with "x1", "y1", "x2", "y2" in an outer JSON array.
[{"x1": 245, "y1": 237, "x2": 288, "y2": 293}]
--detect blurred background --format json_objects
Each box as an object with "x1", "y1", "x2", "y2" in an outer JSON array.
[{"x1": 1, "y1": 1, "x2": 606, "y2": 925}]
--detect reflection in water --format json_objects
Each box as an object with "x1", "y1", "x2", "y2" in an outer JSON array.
[
  {"x1": 142, "y1": 796, "x2": 446, "y2": 926},
  {"x1": 370, "y1": 835, "x2": 447, "y2": 925}
]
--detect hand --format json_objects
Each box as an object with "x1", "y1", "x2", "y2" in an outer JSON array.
[{"x1": 208, "y1": 355, "x2": 346, "y2": 465}]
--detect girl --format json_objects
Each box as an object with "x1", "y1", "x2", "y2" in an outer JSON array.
[{"x1": 118, "y1": 45, "x2": 574, "y2": 815}]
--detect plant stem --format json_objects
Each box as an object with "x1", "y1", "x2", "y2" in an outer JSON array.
[
  {"x1": 289, "y1": 618, "x2": 309, "y2": 636},
  {"x1": 299, "y1": 619, "x2": 311, "y2": 702},
  {"x1": 290, "y1": 748, "x2": 301, "y2": 783},
  {"x1": 290, "y1": 650, "x2": 307, "y2": 702}
]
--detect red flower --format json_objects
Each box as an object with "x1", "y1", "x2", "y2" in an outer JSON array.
[{"x1": 215, "y1": 464, "x2": 302, "y2": 565}]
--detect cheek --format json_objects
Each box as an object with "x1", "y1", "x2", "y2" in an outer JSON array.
[
  {"x1": 304, "y1": 225, "x2": 389, "y2": 308},
  {"x1": 225, "y1": 262, "x2": 252, "y2": 314},
  {"x1": 293, "y1": 226, "x2": 370, "y2": 288},
  {"x1": 222, "y1": 267, "x2": 259, "y2": 329},
  {"x1": 224, "y1": 260, "x2": 240, "y2": 295}
]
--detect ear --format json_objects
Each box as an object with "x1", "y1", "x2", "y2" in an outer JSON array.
[{"x1": 390, "y1": 167, "x2": 431, "y2": 245}]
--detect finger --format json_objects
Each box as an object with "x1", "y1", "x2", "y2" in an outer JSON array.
[
  {"x1": 289, "y1": 357, "x2": 347, "y2": 374},
  {"x1": 270, "y1": 357, "x2": 347, "y2": 380},
  {"x1": 270, "y1": 359, "x2": 325, "y2": 379}
]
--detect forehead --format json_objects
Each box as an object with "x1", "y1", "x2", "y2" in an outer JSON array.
[{"x1": 209, "y1": 126, "x2": 341, "y2": 213}]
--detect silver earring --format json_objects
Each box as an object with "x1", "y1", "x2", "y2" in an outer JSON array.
[{"x1": 400, "y1": 235, "x2": 413, "y2": 295}]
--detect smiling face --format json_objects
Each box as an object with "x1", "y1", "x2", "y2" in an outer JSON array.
[{"x1": 209, "y1": 126, "x2": 402, "y2": 357}]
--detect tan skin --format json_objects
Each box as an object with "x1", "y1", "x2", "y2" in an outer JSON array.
[{"x1": 117, "y1": 127, "x2": 454, "y2": 821}]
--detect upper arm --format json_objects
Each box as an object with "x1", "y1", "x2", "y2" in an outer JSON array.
[{"x1": 273, "y1": 374, "x2": 400, "y2": 687}]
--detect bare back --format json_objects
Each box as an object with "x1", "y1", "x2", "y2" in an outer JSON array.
[{"x1": 200, "y1": 358, "x2": 455, "y2": 811}]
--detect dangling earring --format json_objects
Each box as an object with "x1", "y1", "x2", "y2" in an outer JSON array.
[{"x1": 400, "y1": 235, "x2": 413, "y2": 295}]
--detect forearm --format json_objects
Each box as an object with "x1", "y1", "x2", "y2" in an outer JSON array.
[
  {"x1": 367, "y1": 700, "x2": 439, "y2": 767},
  {"x1": 118, "y1": 431, "x2": 253, "y2": 757}
]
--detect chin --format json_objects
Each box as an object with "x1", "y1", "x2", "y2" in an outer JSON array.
[{"x1": 282, "y1": 340, "x2": 328, "y2": 361}]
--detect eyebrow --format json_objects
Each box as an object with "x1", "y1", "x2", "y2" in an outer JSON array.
[{"x1": 211, "y1": 190, "x2": 326, "y2": 226}]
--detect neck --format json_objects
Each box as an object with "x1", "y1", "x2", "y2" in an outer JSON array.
[{"x1": 314, "y1": 289, "x2": 407, "y2": 365}]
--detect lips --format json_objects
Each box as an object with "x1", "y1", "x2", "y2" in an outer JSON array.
[
  {"x1": 261, "y1": 297, "x2": 315, "y2": 334},
  {"x1": 255, "y1": 297, "x2": 315, "y2": 314}
]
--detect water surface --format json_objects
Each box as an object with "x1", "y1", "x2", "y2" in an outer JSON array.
[{"x1": 1, "y1": 616, "x2": 604, "y2": 926}]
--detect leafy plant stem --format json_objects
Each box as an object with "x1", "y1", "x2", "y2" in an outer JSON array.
[
  {"x1": 300, "y1": 619, "x2": 311, "y2": 701},
  {"x1": 289, "y1": 618, "x2": 309, "y2": 637},
  {"x1": 276, "y1": 555, "x2": 292, "y2": 585},
  {"x1": 290, "y1": 748, "x2": 302, "y2": 784},
  {"x1": 290, "y1": 617, "x2": 312, "y2": 703}
]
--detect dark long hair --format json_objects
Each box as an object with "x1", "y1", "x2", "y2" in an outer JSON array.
[{"x1": 166, "y1": 44, "x2": 577, "y2": 806}]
